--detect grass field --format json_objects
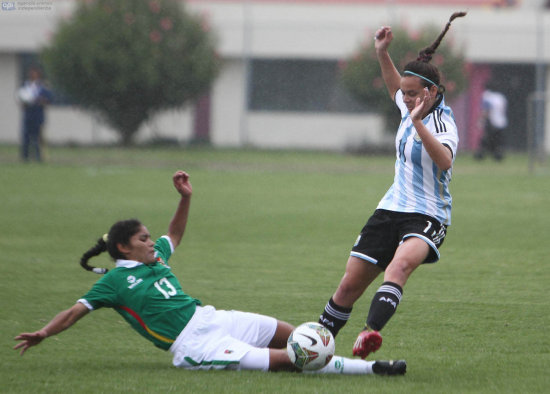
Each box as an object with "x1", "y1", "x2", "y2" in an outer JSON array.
[{"x1": 1, "y1": 145, "x2": 549, "y2": 393}]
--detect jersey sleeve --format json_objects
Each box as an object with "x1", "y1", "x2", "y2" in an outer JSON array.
[
  {"x1": 78, "y1": 276, "x2": 118, "y2": 311},
  {"x1": 433, "y1": 107, "x2": 459, "y2": 159},
  {"x1": 154, "y1": 235, "x2": 174, "y2": 266},
  {"x1": 394, "y1": 90, "x2": 409, "y2": 118}
]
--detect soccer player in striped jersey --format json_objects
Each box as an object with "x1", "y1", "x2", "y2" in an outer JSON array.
[
  {"x1": 319, "y1": 13, "x2": 466, "y2": 359},
  {"x1": 14, "y1": 170, "x2": 405, "y2": 375}
]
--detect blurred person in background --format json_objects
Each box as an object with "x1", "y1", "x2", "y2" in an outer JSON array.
[
  {"x1": 475, "y1": 80, "x2": 508, "y2": 161},
  {"x1": 319, "y1": 13, "x2": 465, "y2": 359},
  {"x1": 17, "y1": 66, "x2": 53, "y2": 162}
]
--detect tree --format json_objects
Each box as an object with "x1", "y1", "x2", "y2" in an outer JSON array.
[
  {"x1": 42, "y1": 0, "x2": 220, "y2": 145},
  {"x1": 340, "y1": 25, "x2": 468, "y2": 132}
]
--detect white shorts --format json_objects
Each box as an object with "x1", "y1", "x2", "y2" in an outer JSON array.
[{"x1": 170, "y1": 305, "x2": 277, "y2": 370}]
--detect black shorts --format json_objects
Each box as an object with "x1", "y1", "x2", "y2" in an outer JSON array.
[{"x1": 350, "y1": 209, "x2": 447, "y2": 270}]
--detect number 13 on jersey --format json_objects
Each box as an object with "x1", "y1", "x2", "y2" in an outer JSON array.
[{"x1": 154, "y1": 278, "x2": 177, "y2": 299}]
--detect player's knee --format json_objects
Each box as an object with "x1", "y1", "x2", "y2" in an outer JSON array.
[
  {"x1": 385, "y1": 259, "x2": 417, "y2": 284},
  {"x1": 391, "y1": 258, "x2": 413, "y2": 271}
]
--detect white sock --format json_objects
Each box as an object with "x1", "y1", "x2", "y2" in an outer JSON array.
[{"x1": 308, "y1": 356, "x2": 374, "y2": 375}]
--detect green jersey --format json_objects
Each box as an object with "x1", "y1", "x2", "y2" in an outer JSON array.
[{"x1": 79, "y1": 236, "x2": 201, "y2": 350}]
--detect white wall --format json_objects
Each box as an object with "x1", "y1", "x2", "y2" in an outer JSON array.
[
  {"x1": 247, "y1": 111, "x2": 389, "y2": 151},
  {"x1": 44, "y1": 106, "x2": 193, "y2": 145},
  {"x1": 0, "y1": 54, "x2": 20, "y2": 144},
  {"x1": 210, "y1": 58, "x2": 248, "y2": 147}
]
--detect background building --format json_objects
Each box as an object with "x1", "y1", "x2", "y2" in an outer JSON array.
[{"x1": 1, "y1": 0, "x2": 549, "y2": 153}]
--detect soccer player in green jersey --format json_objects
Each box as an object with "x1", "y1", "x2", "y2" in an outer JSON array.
[{"x1": 14, "y1": 170, "x2": 405, "y2": 375}]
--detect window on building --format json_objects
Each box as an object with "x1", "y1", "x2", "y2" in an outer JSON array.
[{"x1": 249, "y1": 58, "x2": 368, "y2": 113}]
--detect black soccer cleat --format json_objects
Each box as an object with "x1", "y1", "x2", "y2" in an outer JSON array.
[{"x1": 372, "y1": 360, "x2": 407, "y2": 376}]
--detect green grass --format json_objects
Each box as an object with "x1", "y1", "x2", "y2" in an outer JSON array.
[{"x1": 1, "y1": 145, "x2": 549, "y2": 393}]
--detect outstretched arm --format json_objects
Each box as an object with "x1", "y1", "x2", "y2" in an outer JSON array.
[
  {"x1": 167, "y1": 170, "x2": 192, "y2": 248},
  {"x1": 374, "y1": 26, "x2": 402, "y2": 100},
  {"x1": 13, "y1": 302, "x2": 89, "y2": 355}
]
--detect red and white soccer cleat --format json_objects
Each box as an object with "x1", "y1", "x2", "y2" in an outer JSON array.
[{"x1": 352, "y1": 330, "x2": 382, "y2": 359}]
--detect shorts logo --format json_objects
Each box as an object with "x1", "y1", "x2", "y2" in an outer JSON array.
[
  {"x1": 353, "y1": 235, "x2": 361, "y2": 247},
  {"x1": 224, "y1": 349, "x2": 234, "y2": 354}
]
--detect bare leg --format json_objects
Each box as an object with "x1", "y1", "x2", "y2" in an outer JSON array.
[
  {"x1": 319, "y1": 256, "x2": 382, "y2": 337},
  {"x1": 267, "y1": 320, "x2": 294, "y2": 349},
  {"x1": 384, "y1": 237, "x2": 429, "y2": 287},
  {"x1": 268, "y1": 348, "x2": 297, "y2": 371},
  {"x1": 266, "y1": 320, "x2": 299, "y2": 371},
  {"x1": 354, "y1": 237, "x2": 430, "y2": 358},
  {"x1": 333, "y1": 256, "x2": 382, "y2": 307}
]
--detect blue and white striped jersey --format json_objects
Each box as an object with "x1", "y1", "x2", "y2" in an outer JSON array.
[{"x1": 377, "y1": 90, "x2": 458, "y2": 225}]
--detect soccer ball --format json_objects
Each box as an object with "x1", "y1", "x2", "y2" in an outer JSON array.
[{"x1": 287, "y1": 322, "x2": 335, "y2": 371}]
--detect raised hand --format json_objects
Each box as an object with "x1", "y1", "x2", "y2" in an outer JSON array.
[
  {"x1": 374, "y1": 26, "x2": 393, "y2": 51},
  {"x1": 410, "y1": 88, "x2": 431, "y2": 121},
  {"x1": 173, "y1": 170, "x2": 192, "y2": 197}
]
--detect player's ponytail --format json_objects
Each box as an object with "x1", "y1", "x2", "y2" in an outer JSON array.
[
  {"x1": 80, "y1": 234, "x2": 109, "y2": 274},
  {"x1": 417, "y1": 12, "x2": 467, "y2": 64},
  {"x1": 404, "y1": 11, "x2": 467, "y2": 94},
  {"x1": 79, "y1": 219, "x2": 143, "y2": 274}
]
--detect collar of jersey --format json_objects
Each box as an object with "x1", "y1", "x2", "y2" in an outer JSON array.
[
  {"x1": 115, "y1": 259, "x2": 144, "y2": 269},
  {"x1": 426, "y1": 93, "x2": 444, "y2": 115}
]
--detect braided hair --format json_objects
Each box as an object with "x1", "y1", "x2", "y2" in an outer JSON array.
[
  {"x1": 404, "y1": 12, "x2": 467, "y2": 95},
  {"x1": 80, "y1": 219, "x2": 143, "y2": 274}
]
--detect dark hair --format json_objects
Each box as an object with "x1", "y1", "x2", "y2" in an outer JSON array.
[
  {"x1": 404, "y1": 12, "x2": 467, "y2": 93},
  {"x1": 27, "y1": 65, "x2": 43, "y2": 76},
  {"x1": 80, "y1": 219, "x2": 143, "y2": 274}
]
